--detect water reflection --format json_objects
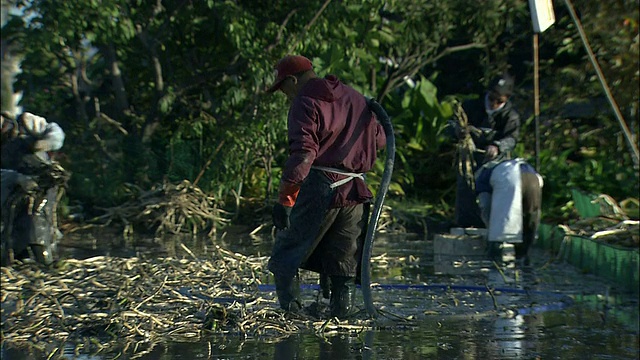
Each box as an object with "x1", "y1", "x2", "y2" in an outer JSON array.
[
  {"x1": 274, "y1": 333, "x2": 362, "y2": 360},
  {"x1": 2, "y1": 304, "x2": 638, "y2": 359},
  {"x1": 2, "y1": 228, "x2": 638, "y2": 359}
]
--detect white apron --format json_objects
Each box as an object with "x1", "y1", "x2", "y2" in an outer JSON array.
[{"x1": 488, "y1": 159, "x2": 523, "y2": 243}]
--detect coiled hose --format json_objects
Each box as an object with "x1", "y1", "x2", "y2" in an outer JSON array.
[{"x1": 361, "y1": 99, "x2": 395, "y2": 318}]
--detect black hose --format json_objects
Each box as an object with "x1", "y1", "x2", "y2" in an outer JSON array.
[{"x1": 361, "y1": 98, "x2": 395, "y2": 318}]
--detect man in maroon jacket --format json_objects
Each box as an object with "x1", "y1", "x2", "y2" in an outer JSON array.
[{"x1": 266, "y1": 55, "x2": 386, "y2": 318}]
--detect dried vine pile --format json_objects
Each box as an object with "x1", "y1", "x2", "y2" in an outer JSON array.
[
  {"x1": 559, "y1": 194, "x2": 639, "y2": 248},
  {"x1": 560, "y1": 218, "x2": 639, "y2": 248},
  {"x1": 1, "y1": 246, "x2": 378, "y2": 357},
  {"x1": 70, "y1": 180, "x2": 229, "y2": 236},
  {"x1": 450, "y1": 100, "x2": 481, "y2": 192}
]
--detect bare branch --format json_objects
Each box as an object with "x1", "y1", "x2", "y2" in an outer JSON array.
[
  {"x1": 377, "y1": 42, "x2": 486, "y2": 101},
  {"x1": 287, "y1": 0, "x2": 332, "y2": 53},
  {"x1": 266, "y1": 9, "x2": 298, "y2": 53}
]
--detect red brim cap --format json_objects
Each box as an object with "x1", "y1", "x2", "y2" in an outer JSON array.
[
  {"x1": 266, "y1": 55, "x2": 313, "y2": 93},
  {"x1": 266, "y1": 77, "x2": 286, "y2": 93}
]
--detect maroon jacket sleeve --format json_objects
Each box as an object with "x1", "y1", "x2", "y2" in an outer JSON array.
[
  {"x1": 278, "y1": 97, "x2": 317, "y2": 205},
  {"x1": 282, "y1": 97, "x2": 318, "y2": 183}
]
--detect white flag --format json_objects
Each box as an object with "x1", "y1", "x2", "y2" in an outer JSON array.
[{"x1": 529, "y1": 0, "x2": 556, "y2": 33}]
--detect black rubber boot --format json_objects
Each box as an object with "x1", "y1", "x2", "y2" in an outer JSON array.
[
  {"x1": 487, "y1": 242, "x2": 502, "y2": 261},
  {"x1": 329, "y1": 276, "x2": 354, "y2": 319},
  {"x1": 319, "y1": 273, "x2": 331, "y2": 299},
  {"x1": 274, "y1": 273, "x2": 302, "y2": 313},
  {"x1": 514, "y1": 243, "x2": 530, "y2": 265}
]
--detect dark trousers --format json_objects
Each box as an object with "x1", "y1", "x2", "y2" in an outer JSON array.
[
  {"x1": 268, "y1": 171, "x2": 368, "y2": 280},
  {"x1": 516, "y1": 171, "x2": 542, "y2": 258},
  {"x1": 302, "y1": 204, "x2": 367, "y2": 278},
  {"x1": 455, "y1": 171, "x2": 485, "y2": 228}
]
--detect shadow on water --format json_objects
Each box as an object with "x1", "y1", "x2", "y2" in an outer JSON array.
[{"x1": 2, "y1": 226, "x2": 639, "y2": 359}]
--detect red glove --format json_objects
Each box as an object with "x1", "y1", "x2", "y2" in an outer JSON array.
[{"x1": 278, "y1": 181, "x2": 301, "y2": 207}]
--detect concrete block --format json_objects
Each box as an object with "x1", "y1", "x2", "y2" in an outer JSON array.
[{"x1": 434, "y1": 234, "x2": 487, "y2": 256}]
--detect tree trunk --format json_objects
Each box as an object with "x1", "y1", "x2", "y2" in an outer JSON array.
[{"x1": 103, "y1": 43, "x2": 130, "y2": 117}]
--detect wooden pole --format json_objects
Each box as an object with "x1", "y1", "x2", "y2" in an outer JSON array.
[
  {"x1": 534, "y1": 33, "x2": 541, "y2": 171},
  {"x1": 564, "y1": 0, "x2": 639, "y2": 169}
]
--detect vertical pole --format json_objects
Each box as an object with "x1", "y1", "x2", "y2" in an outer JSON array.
[
  {"x1": 533, "y1": 33, "x2": 541, "y2": 171},
  {"x1": 564, "y1": 0, "x2": 639, "y2": 169}
]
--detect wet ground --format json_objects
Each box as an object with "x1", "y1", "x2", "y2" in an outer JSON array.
[{"x1": 2, "y1": 226, "x2": 639, "y2": 359}]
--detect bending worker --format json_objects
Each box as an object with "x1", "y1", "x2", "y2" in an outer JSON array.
[
  {"x1": 1, "y1": 111, "x2": 66, "y2": 265},
  {"x1": 265, "y1": 55, "x2": 386, "y2": 318},
  {"x1": 450, "y1": 73, "x2": 521, "y2": 228}
]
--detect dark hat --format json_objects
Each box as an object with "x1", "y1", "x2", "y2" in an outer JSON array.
[
  {"x1": 266, "y1": 55, "x2": 313, "y2": 93},
  {"x1": 488, "y1": 73, "x2": 514, "y2": 96}
]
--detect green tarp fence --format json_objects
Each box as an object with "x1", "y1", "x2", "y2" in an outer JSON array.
[
  {"x1": 571, "y1": 188, "x2": 602, "y2": 218},
  {"x1": 537, "y1": 188, "x2": 639, "y2": 293}
]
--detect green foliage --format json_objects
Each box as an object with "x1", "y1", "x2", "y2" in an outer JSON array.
[
  {"x1": 533, "y1": 115, "x2": 638, "y2": 220},
  {"x1": 378, "y1": 75, "x2": 454, "y2": 200},
  {"x1": 1, "y1": 0, "x2": 637, "y2": 226},
  {"x1": 514, "y1": 0, "x2": 640, "y2": 220}
]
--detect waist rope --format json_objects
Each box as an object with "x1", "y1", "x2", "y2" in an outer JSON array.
[{"x1": 311, "y1": 166, "x2": 365, "y2": 189}]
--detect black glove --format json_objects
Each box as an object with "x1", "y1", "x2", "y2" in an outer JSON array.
[
  {"x1": 272, "y1": 203, "x2": 292, "y2": 230},
  {"x1": 446, "y1": 120, "x2": 463, "y2": 139}
]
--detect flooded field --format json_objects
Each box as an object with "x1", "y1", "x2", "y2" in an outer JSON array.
[{"x1": 2, "y1": 227, "x2": 638, "y2": 359}]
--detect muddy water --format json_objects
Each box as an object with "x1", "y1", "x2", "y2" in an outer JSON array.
[{"x1": 3, "y1": 226, "x2": 639, "y2": 359}]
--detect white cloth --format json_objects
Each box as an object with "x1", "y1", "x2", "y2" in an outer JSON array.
[
  {"x1": 20, "y1": 112, "x2": 65, "y2": 152},
  {"x1": 33, "y1": 122, "x2": 65, "y2": 152},
  {"x1": 21, "y1": 112, "x2": 48, "y2": 134},
  {"x1": 488, "y1": 159, "x2": 523, "y2": 243},
  {"x1": 311, "y1": 166, "x2": 364, "y2": 189}
]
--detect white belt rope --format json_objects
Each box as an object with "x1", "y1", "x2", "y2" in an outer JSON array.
[{"x1": 312, "y1": 166, "x2": 365, "y2": 189}]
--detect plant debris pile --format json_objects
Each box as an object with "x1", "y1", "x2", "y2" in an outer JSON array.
[
  {"x1": 2, "y1": 240, "x2": 604, "y2": 358},
  {"x1": 560, "y1": 218, "x2": 639, "y2": 248},
  {"x1": 561, "y1": 194, "x2": 640, "y2": 248},
  {"x1": 72, "y1": 180, "x2": 229, "y2": 236},
  {"x1": 1, "y1": 246, "x2": 380, "y2": 357}
]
